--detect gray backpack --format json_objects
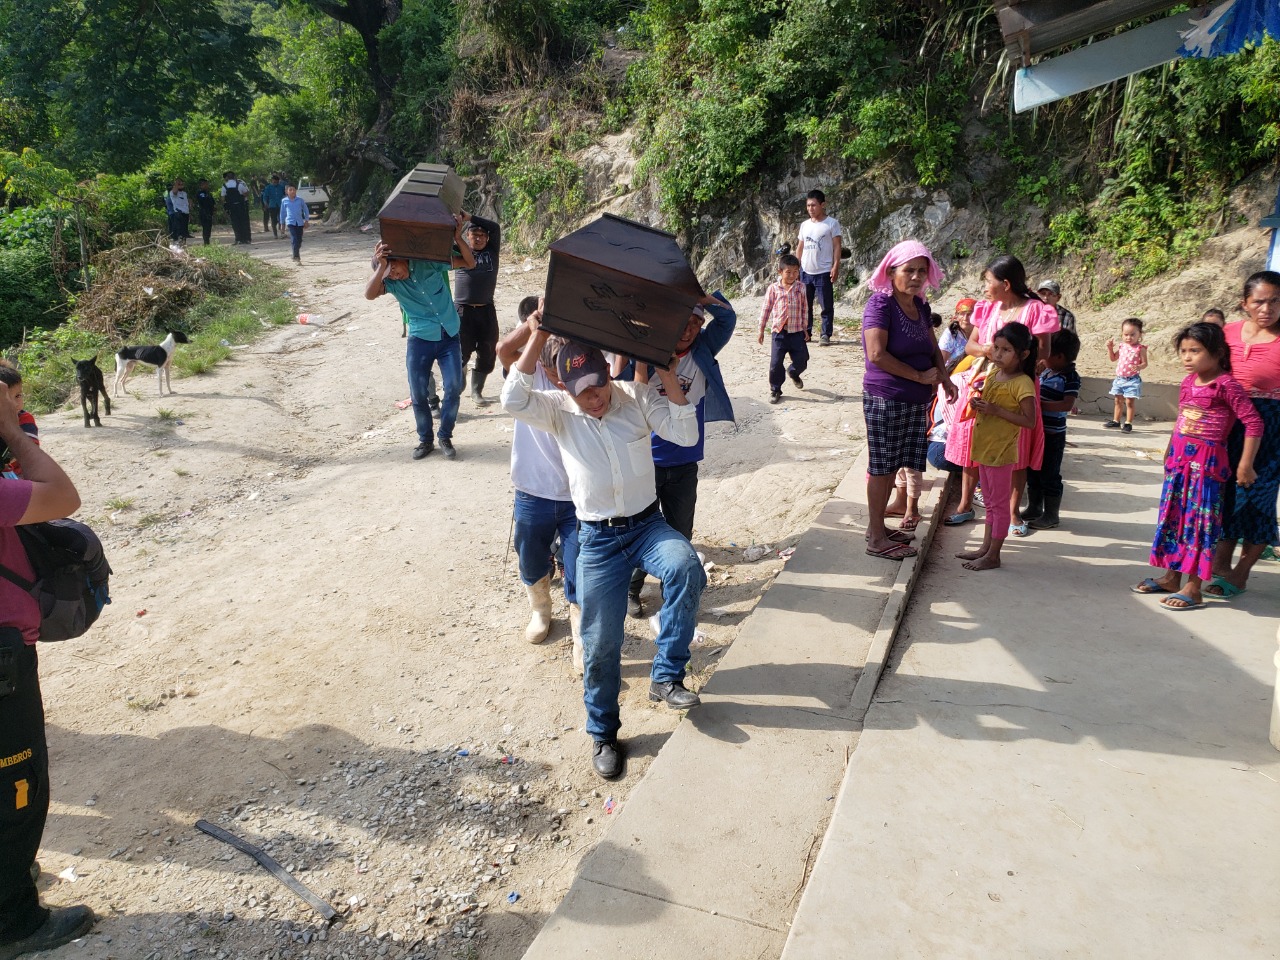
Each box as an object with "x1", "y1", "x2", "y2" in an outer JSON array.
[{"x1": 0, "y1": 519, "x2": 112, "y2": 642}]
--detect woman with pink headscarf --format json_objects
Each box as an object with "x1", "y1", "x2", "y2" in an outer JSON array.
[{"x1": 863, "y1": 240, "x2": 957, "y2": 560}]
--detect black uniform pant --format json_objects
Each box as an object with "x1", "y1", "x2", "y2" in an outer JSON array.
[
  {"x1": 631, "y1": 461, "x2": 700, "y2": 594},
  {"x1": 457, "y1": 303, "x2": 499, "y2": 377},
  {"x1": 200, "y1": 214, "x2": 214, "y2": 246},
  {"x1": 0, "y1": 628, "x2": 49, "y2": 945},
  {"x1": 226, "y1": 201, "x2": 251, "y2": 244}
]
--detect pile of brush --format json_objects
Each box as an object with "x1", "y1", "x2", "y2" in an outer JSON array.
[{"x1": 75, "y1": 233, "x2": 251, "y2": 339}]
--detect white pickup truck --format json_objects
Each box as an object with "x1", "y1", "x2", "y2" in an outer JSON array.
[{"x1": 296, "y1": 178, "x2": 329, "y2": 216}]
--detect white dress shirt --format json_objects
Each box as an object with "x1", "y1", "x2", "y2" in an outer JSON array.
[{"x1": 501, "y1": 370, "x2": 697, "y2": 521}]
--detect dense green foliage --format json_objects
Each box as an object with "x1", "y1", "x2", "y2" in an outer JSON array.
[
  {"x1": 2, "y1": 0, "x2": 1280, "y2": 318},
  {"x1": 0, "y1": 247, "x2": 63, "y2": 347},
  {"x1": 626, "y1": 0, "x2": 975, "y2": 219},
  {"x1": 0, "y1": 0, "x2": 284, "y2": 173},
  {"x1": 1037, "y1": 40, "x2": 1280, "y2": 298}
]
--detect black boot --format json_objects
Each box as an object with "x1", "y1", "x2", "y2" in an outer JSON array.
[
  {"x1": 0, "y1": 905, "x2": 96, "y2": 960},
  {"x1": 470, "y1": 371, "x2": 493, "y2": 405},
  {"x1": 1029, "y1": 494, "x2": 1061, "y2": 529},
  {"x1": 1022, "y1": 486, "x2": 1045, "y2": 523}
]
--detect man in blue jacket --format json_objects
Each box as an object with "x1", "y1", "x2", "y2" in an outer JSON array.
[{"x1": 627, "y1": 292, "x2": 736, "y2": 617}]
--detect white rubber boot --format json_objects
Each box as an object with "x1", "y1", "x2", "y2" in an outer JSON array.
[
  {"x1": 524, "y1": 576, "x2": 552, "y2": 644},
  {"x1": 569, "y1": 603, "x2": 583, "y2": 676}
]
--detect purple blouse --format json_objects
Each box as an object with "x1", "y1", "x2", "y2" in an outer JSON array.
[{"x1": 862, "y1": 292, "x2": 936, "y2": 404}]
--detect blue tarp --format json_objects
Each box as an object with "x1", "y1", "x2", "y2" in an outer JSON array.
[{"x1": 1178, "y1": 0, "x2": 1280, "y2": 58}]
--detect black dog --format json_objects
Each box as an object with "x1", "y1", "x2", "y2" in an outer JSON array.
[{"x1": 75, "y1": 357, "x2": 111, "y2": 427}]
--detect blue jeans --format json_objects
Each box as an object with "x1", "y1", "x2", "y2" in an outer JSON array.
[
  {"x1": 576, "y1": 512, "x2": 706, "y2": 741},
  {"x1": 1109, "y1": 374, "x2": 1142, "y2": 399},
  {"x1": 406, "y1": 334, "x2": 462, "y2": 442},
  {"x1": 801, "y1": 270, "x2": 834, "y2": 339},
  {"x1": 514, "y1": 490, "x2": 579, "y2": 604},
  {"x1": 927, "y1": 440, "x2": 960, "y2": 474},
  {"x1": 287, "y1": 224, "x2": 304, "y2": 259}
]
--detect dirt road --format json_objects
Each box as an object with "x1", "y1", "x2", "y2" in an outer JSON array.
[{"x1": 32, "y1": 226, "x2": 864, "y2": 959}]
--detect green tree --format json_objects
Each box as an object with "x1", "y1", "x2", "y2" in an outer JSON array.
[
  {"x1": 0, "y1": 0, "x2": 285, "y2": 173},
  {"x1": 253, "y1": 9, "x2": 379, "y2": 181}
]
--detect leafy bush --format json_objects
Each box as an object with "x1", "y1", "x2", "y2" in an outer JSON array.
[
  {"x1": 626, "y1": 0, "x2": 974, "y2": 215},
  {"x1": 0, "y1": 248, "x2": 65, "y2": 348},
  {"x1": 496, "y1": 146, "x2": 587, "y2": 249},
  {"x1": 91, "y1": 172, "x2": 166, "y2": 234},
  {"x1": 149, "y1": 112, "x2": 288, "y2": 189},
  {"x1": 0, "y1": 205, "x2": 75, "y2": 250}
]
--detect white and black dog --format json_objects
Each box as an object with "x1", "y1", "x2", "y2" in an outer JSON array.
[{"x1": 114, "y1": 329, "x2": 190, "y2": 396}]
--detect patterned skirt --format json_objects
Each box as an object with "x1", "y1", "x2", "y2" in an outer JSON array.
[
  {"x1": 863, "y1": 396, "x2": 929, "y2": 476},
  {"x1": 1222, "y1": 397, "x2": 1280, "y2": 547},
  {"x1": 1151, "y1": 430, "x2": 1230, "y2": 580},
  {"x1": 944, "y1": 367, "x2": 1045, "y2": 471}
]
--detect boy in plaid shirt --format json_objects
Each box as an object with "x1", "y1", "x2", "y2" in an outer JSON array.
[{"x1": 757, "y1": 254, "x2": 809, "y2": 404}]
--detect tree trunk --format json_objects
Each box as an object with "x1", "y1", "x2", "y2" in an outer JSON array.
[
  {"x1": 304, "y1": 0, "x2": 405, "y2": 214},
  {"x1": 308, "y1": 0, "x2": 401, "y2": 130}
]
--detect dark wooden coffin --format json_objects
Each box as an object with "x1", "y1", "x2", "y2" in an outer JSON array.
[
  {"x1": 377, "y1": 163, "x2": 466, "y2": 264},
  {"x1": 542, "y1": 214, "x2": 705, "y2": 369}
]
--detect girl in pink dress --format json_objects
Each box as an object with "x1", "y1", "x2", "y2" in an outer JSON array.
[
  {"x1": 943, "y1": 255, "x2": 1059, "y2": 536},
  {"x1": 1132, "y1": 322, "x2": 1261, "y2": 610}
]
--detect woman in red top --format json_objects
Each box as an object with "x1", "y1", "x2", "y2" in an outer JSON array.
[{"x1": 1206, "y1": 270, "x2": 1280, "y2": 598}]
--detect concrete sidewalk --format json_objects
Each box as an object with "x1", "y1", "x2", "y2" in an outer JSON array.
[
  {"x1": 782, "y1": 420, "x2": 1280, "y2": 958},
  {"x1": 521, "y1": 448, "x2": 946, "y2": 958}
]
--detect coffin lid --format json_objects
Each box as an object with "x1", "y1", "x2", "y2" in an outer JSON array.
[
  {"x1": 549, "y1": 214, "x2": 703, "y2": 295},
  {"x1": 541, "y1": 214, "x2": 704, "y2": 369},
  {"x1": 378, "y1": 162, "x2": 464, "y2": 218}
]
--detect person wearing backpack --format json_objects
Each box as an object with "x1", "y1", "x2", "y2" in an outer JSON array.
[
  {"x1": 220, "y1": 171, "x2": 252, "y2": 245},
  {"x1": 0, "y1": 388, "x2": 95, "y2": 957}
]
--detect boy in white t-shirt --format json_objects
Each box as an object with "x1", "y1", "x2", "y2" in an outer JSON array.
[{"x1": 796, "y1": 189, "x2": 843, "y2": 346}]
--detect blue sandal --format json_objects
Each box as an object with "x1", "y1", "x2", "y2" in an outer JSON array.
[
  {"x1": 1205, "y1": 576, "x2": 1246, "y2": 599},
  {"x1": 1160, "y1": 593, "x2": 1204, "y2": 611},
  {"x1": 1131, "y1": 577, "x2": 1173, "y2": 595},
  {"x1": 944, "y1": 510, "x2": 975, "y2": 526}
]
